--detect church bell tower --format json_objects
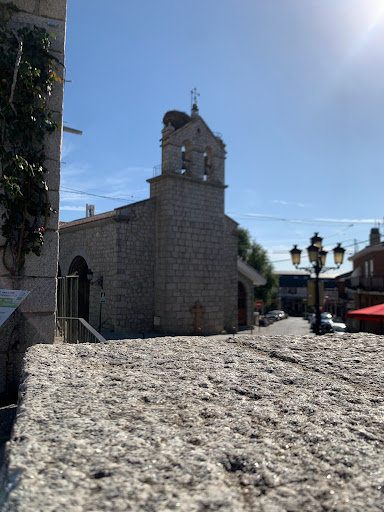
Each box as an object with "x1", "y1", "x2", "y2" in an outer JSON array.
[{"x1": 147, "y1": 104, "x2": 236, "y2": 334}]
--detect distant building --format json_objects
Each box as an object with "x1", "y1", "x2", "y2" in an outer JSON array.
[
  {"x1": 345, "y1": 228, "x2": 384, "y2": 333},
  {"x1": 276, "y1": 271, "x2": 338, "y2": 316},
  {"x1": 346, "y1": 228, "x2": 384, "y2": 308},
  {"x1": 335, "y1": 271, "x2": 354, "y2": 319}
]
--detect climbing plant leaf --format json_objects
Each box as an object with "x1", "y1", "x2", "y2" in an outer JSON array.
[{"x1": 0, "y1": 19, "x2": 60, "y2": 274}]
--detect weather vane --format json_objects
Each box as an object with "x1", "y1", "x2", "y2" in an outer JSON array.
[{"x1": 190, "y1": 88, "x2": 200, "y2": 111}]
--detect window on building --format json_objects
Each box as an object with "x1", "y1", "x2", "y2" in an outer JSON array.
[{"x1": 370, "y1": 259, "x2": 374, "y2": 276}]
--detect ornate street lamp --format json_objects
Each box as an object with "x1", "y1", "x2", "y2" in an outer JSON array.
[{"x1": 290, "y1": 234, "x2": 345, "y2": 335}]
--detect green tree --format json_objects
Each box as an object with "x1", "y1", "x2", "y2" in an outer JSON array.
[
  {"x1": 238, "y1": 227, "x2": 252, "y2": 260},
  {"x1": 237, "y1": 228, "x2": 278, "y2": 308}
]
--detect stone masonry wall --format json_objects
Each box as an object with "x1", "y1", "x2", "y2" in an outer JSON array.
[
  {"x1": 113, "y1": 200, "x2": 156, "y2": 332},
  {"x1": 0, "y1": 0, "x2": 66, "y2": 396},
  {"x1": 149, "y1": 113, "x2": 238, "y2": 335},
  {"x1": 59, "y1": 199, "x2": 156, "y2": 334},
  {"x1": 161, "y1": 115, "x2": 225, "y2": 184},
  {"x1": 239, "y1": 272, "x2": 256, "y2": 327},
  {"x1": 59, "y1": 216, "x2": 119, "y2": 333},
  {"x1": 223, "y1": 216, "x2": 239, "y2": 331},
  {"x1": 150, "y1": 174, "x2": 228, "y2": 334}
]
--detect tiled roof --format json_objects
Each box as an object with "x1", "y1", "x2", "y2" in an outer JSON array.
[{"x1": 60, "y1": 210, "x2": 115, "y2": 229}]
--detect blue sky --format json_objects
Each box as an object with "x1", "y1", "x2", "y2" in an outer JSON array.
[{"x1": 61, "y1": 0, "x2": 384, "y2": 274}]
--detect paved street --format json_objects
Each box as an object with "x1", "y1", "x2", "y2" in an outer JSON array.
[
  {"x1": 258, "y1": 315, "x2": 313, "y2": 336},
  {"x1": 209, "y1": 316, "x2": 314, "y2": 341}
]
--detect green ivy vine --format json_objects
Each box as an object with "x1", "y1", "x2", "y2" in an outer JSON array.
[{"x1": 0, "y1": 9, "x2": 60, "y2": 275}]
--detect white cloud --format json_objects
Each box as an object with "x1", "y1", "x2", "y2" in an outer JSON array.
[
  {"x1": 272, "y1": 200, "x2": 288, "y2": 206},
  {"x1": 272, "y1": 200, "x2": 309, "y2": 208}
]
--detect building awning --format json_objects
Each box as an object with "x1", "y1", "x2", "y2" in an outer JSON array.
[
  {"x1": 346, "y1": 303, "x2": 384, "y2": 322},
  {"x1": 237, "y1": 258, "x2": 267, "y2": 286}
]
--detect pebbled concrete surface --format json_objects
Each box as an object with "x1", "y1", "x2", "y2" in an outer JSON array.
[{"x1": 1, "y1": 334, "x2": 384, "y2": 511}]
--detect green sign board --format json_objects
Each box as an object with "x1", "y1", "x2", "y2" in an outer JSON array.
[{"x1": 0, "y1": 290, "x2": 30, "y2": 327}]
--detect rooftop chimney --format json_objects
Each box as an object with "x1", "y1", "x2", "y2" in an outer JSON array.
[
  {"x1": 86, "y1": 204, "x2": 95, "y2": 217},
  {"x1": 369, "y1": 227, "x2": 380, "y2": 246}
]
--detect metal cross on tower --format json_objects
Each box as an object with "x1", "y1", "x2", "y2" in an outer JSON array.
[{"x1": 190, "y1": 88, "x2": 200, "y2": 112}]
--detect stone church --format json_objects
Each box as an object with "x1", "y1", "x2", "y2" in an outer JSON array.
[{"x1": 59, "y1": 105, "x2": 265, "y2": 335}]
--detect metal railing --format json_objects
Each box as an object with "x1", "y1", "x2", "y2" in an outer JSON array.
[
  {"x1": 57, "y1": 275, "x2": 79, "y2": 318},
  {"x1": 56, "y1": 317, "x2": 107, "y2": 344}
]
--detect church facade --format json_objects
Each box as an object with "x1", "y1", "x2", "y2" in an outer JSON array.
[{"x1": 59, "y1": 107, "x2": 263, "y2": 335}]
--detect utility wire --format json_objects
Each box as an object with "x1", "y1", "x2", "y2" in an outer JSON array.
[
  {"x1": 271, "y1": 239, "x2": 370, "y2": 264},
  {"x1": 229, "y1": 212, "x2": 383, "y2": 226},
  {"x1": 60, "y1": 186, "x2": 135, "y2": 203}
]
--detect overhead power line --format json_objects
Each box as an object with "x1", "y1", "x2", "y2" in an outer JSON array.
[
  {"x1": 60, "y1": 187, "x2": 135, "y2": 203},
  {"x1": 229, "y1": 213, "x2": 383, "y2": 226},
  {"x1": 270, "y1": 239, "x2": 370, "y2": 264}
]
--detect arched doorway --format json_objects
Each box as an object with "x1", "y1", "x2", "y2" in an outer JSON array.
[
  {"x1": 238, "y1": 281, "x2": 247, "y2": 326},
  {"x1": 69, "y1": 256, "x2": 90, "y2": 322}
]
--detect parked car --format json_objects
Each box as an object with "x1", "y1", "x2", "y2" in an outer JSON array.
[
  {"x1": 265, "y1": 311, "x2": 281, "y2": 322},
  {"x1": 332, "y1": 322, "x2": 347, "y2": 334},
  {"x1": 310, "y1": 312, "x2": 334, "y2": 333},
  {"x1": 266, "y1": 310, "x2": 285, "y2": 321}
]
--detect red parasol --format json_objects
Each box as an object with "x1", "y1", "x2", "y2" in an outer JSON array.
[{"x1": 346, "y1": 303, "x2": 384, "y2": 322}]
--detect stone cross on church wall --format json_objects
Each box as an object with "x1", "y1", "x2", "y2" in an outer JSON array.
[{"x1": 190, "y1": 301, "x2": 204, "y2": 334}]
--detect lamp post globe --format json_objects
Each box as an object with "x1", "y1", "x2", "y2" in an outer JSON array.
[
  {"x1": 307, "y1": 243, "x2": 319, "y2": 264},
  {"x1": 333, "y1": 243, "x2": 345, "y2": 267},
  {"x1": 290, "y1": 245, "x2": 301, "y2": 267},
  {"x1": 311, "y1": 232, "x2": 323, "y2": 249},
  {"x1": 319, "y1": 249, "x2": 327, "y2": 267}
]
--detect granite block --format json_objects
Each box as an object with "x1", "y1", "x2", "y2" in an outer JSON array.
[
  {"x1": 43, "y1": 159, "x2": 61, "y2": 192},
  {"x1": 0, "y1": 276, "x2": 56, "y2": 313},
  {"x1": 2, "y1": 0, "x2": 36, "y2": 14},
  {"x1": 46, "y1": 78, "x2": 64, "y2": 115},
  {"x1": 9, "y1": 13, "x2": 66, "y2": 52},
  {"x1": 22, "y1": 230, "x2": 59, "y2": 277},
  {"x1": 38, "y1": 0, "x2": 67, "y2": 21},
  {"x1": 43, "y1": 114, "x2": 63, "y2": 161}
]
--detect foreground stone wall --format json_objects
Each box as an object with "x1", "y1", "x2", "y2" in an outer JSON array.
[
  {"x1": 1, "y1": 333, "x2": 384, "y2": 511},
  {"x1": 0, "y1": 0, "x2": 66, "y2": 396}
]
